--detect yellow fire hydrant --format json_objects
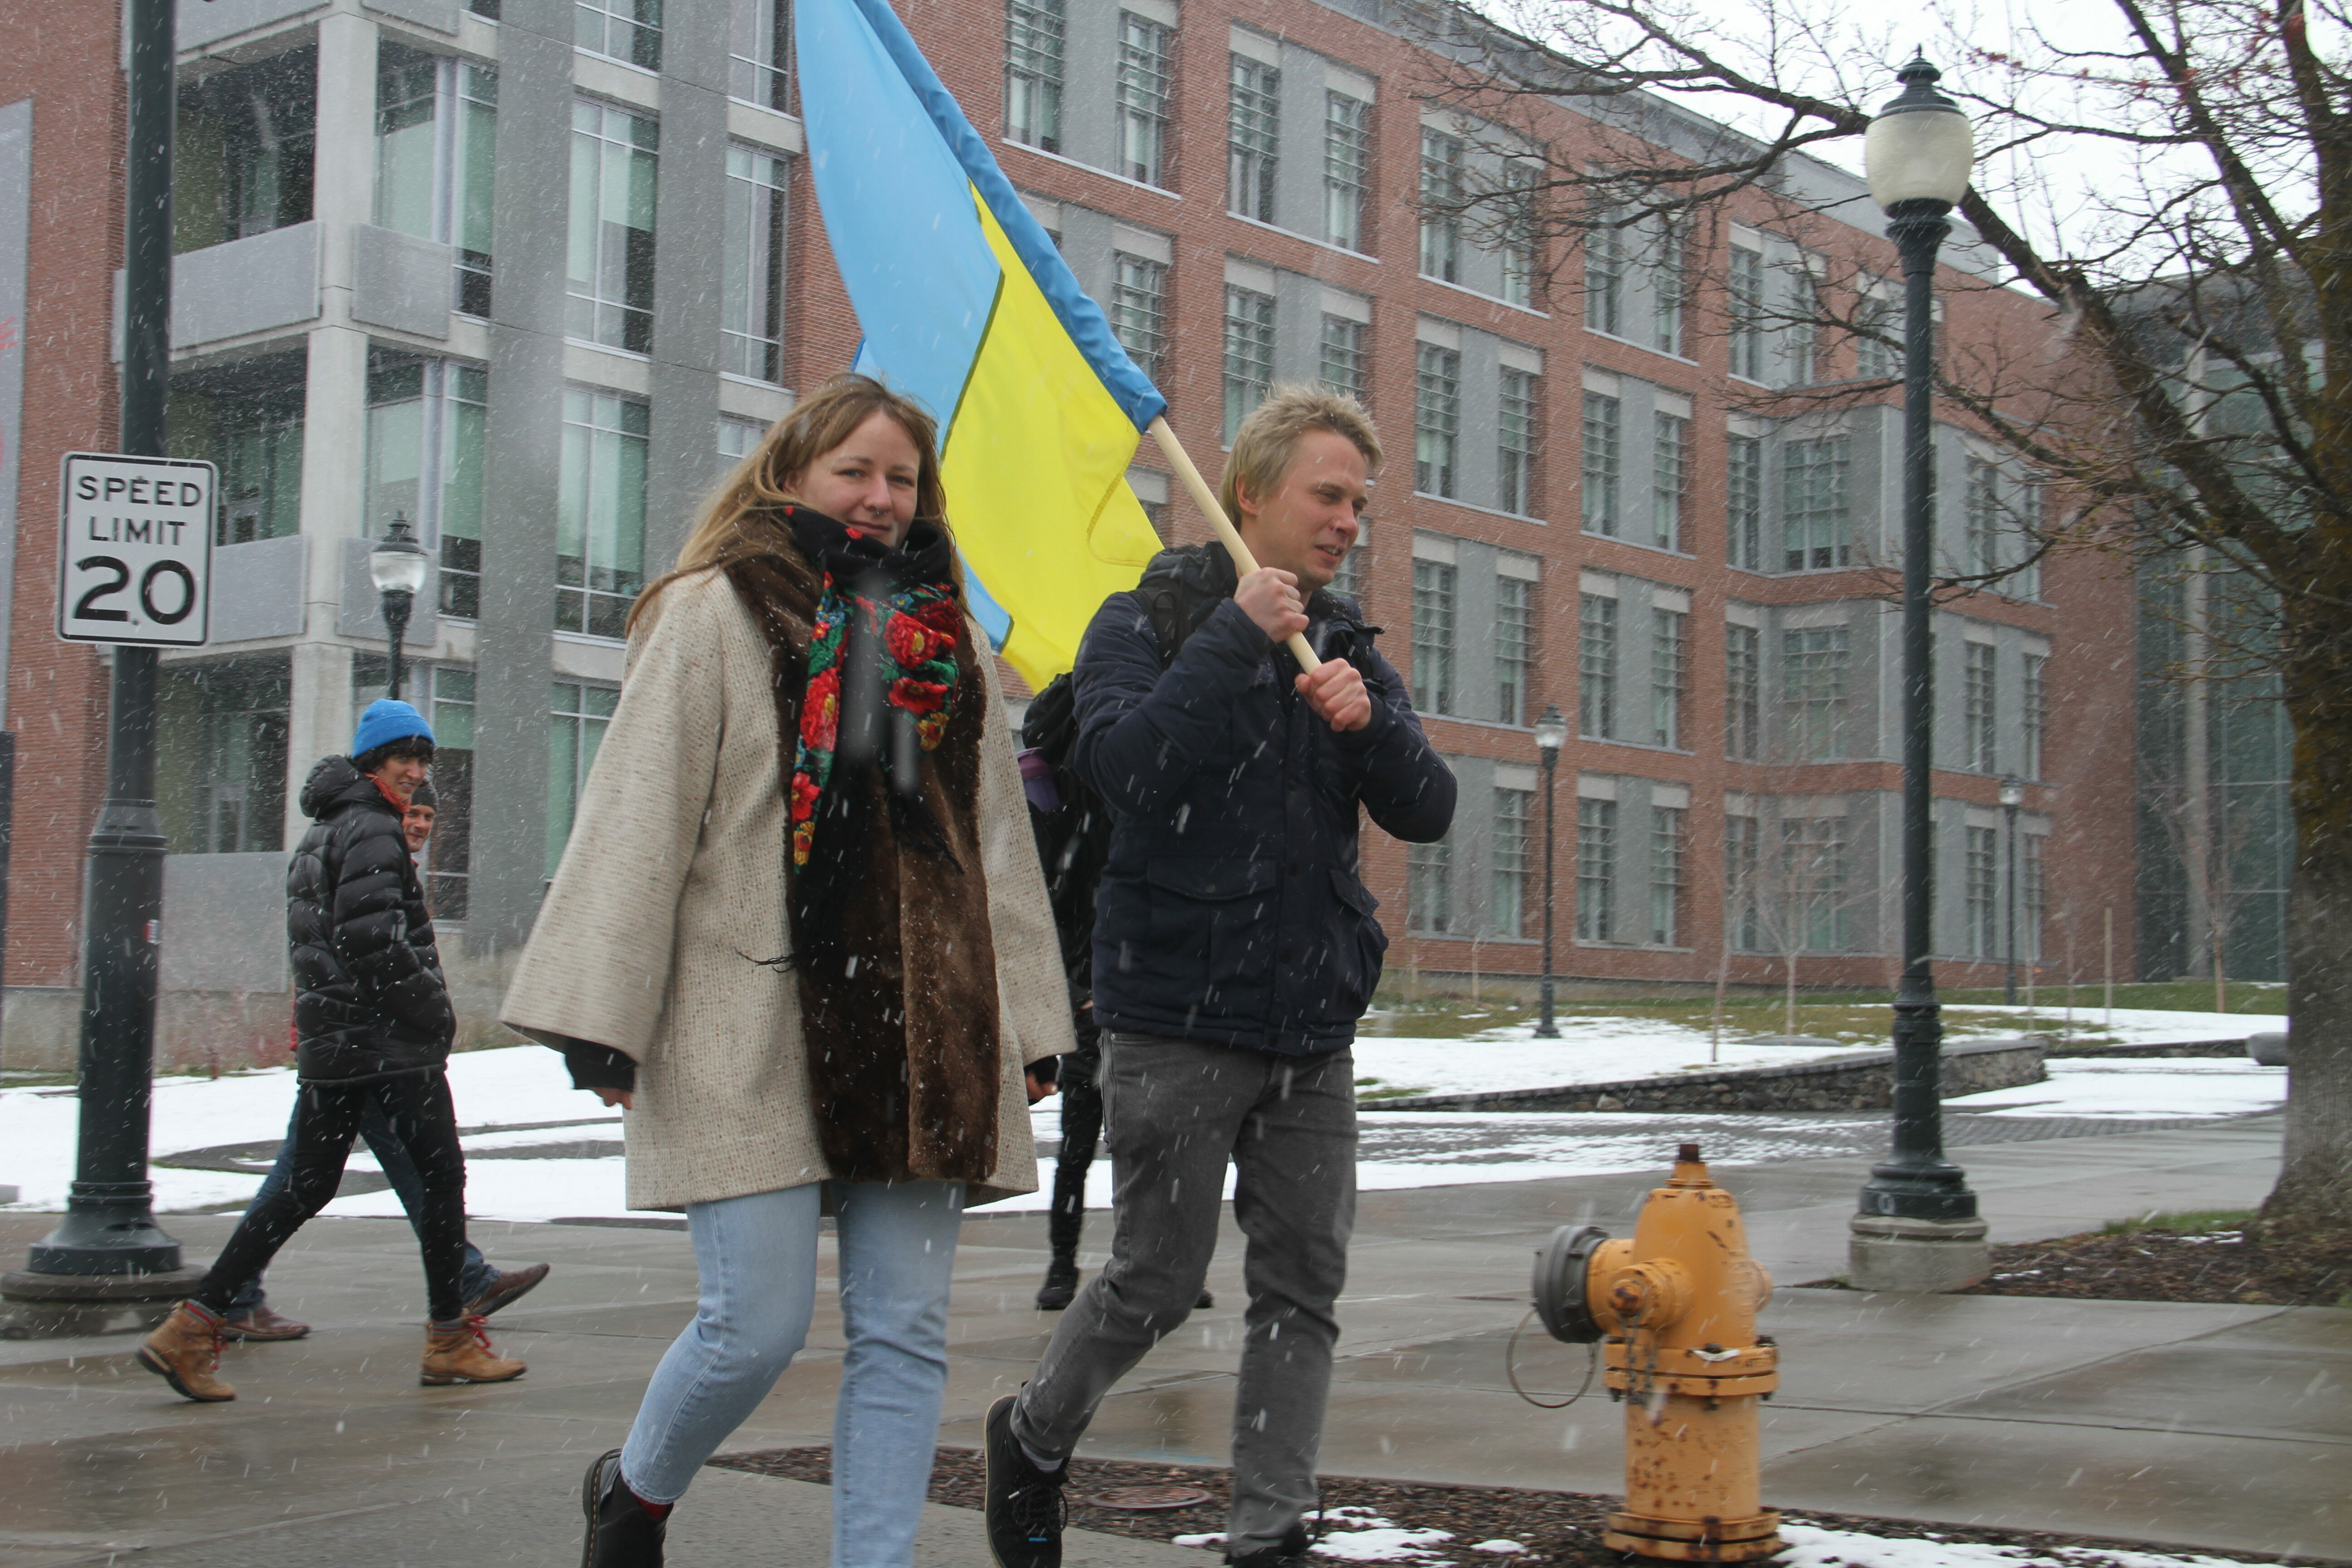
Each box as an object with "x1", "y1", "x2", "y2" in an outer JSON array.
[{"x1": 1532, "y1": 1142, "x2": 1781, "y2": 1562}]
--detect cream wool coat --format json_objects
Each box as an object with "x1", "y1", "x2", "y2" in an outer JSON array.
[{"x1": 500, "y1": 566, "x2": 1072, "y2": 1210}]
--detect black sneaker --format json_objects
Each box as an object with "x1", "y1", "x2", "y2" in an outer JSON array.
[
  {"x1": 580, "y1": 1448, "x2": 666, "y2": 1568},
  {"x1": 982, "y1": 1394, "x2": 1067, "y2": 1568},
  {"x1": 1034, "y1": 1259, "x2": 1079, "y2": 1311}
]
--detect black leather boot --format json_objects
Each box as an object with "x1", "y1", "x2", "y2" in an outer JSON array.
[{"x1": 580, "y1": 1448, "x2": 667, "y2": 1568}]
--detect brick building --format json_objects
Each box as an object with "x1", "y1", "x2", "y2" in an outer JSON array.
[{"x1": 0, "y1": 0, "x2": 2139, "y2": 1069}]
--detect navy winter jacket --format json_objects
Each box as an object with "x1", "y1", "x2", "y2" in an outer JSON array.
[
  {"x1": 287, "y1": 756, "x2": 455, "y2": 1081},
  {"x1": 1074, "y1": 543, "x2": 1455, "y2": 1054}
]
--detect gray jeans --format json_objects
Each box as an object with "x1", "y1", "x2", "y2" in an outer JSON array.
[{"x1": 1011, "y1": 1033, "x2": 1357, "y2": 1555}]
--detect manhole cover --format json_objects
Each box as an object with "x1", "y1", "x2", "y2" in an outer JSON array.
[{"x1": 1085, "y1": 1485, "x2": 1213, "y2": 1511}]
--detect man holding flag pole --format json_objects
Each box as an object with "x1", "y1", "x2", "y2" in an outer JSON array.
[{"x1": 789, "y1": 5, "x2": 1453, "y2": 1567}]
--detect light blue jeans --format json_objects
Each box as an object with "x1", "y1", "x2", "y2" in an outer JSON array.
[{"x1": 618, "y1": 1179, "x2": 965, "y2": 1568}]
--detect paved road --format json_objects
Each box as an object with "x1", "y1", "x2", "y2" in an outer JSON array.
[{"x1": 1, "y1": 1113, "x2": 2336, "y2": 1566}]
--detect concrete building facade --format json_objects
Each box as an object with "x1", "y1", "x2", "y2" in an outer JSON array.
[{"x1": 0, "y1": 0, "x2": 2140, "y2": 1069}]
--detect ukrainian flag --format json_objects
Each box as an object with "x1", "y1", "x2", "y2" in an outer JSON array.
[{"x1": 794, "y1": 0, "x2": 1170, "y2": 687}]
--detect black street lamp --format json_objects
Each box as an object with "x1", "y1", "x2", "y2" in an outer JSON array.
[
  {"x1": 370, "y1": 513, "x2": 430, "y2": 702},
  {"x1": 1533, "y1": 704, "x2": 1567, "y2": 1039},
  {"x1": 1850, "y1": 56, "x2": 1989, "y2": 1292},
  {"x1": 1999, "y1": 775, "x2": 2025, "y2": 1004}
]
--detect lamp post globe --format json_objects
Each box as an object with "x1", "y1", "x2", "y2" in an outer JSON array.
[
  {"x1": 1849, "y1": 56, "x2": 1991, "y2": 1294},
  {"x1": 369, "y1": 513, "x2": 431, "y2": 703},
  {"x1": 1533, "y1": 704, "x2": 1567, "y2": 1040}
]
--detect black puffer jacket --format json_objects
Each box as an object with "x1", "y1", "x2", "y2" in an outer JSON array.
[{"x1": 288, "y1": 756, "x2": 454, "y2": 1081}]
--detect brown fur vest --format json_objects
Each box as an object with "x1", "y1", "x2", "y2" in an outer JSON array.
[{"x1": 723, "y1": 552, "x2": 1002, "y2": 1185}]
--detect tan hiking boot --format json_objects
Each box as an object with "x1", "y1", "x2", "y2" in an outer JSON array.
[
  {"x1": 137, "y1": 1302, "x2": 236, "y2": 1402},
  {"x1": 420, "y1": 1313, "x2": 526, "y2": 1386},
  {"x1": 220, "y1": 1303, "x2": 311, "y2": 1341}
]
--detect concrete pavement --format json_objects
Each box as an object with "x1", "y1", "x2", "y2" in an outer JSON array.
[{"x1": 1, "y1": 1112, "x2": 2339, "y2": 1565}]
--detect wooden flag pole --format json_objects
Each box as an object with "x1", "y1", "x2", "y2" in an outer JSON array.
[{"x1": 1148, "y1": 415, "x2": 1321, "y2": 673}]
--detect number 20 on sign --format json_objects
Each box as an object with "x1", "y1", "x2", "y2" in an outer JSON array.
[{"x1": 57, "y1": 453, "x2": 215, "y2": 647}]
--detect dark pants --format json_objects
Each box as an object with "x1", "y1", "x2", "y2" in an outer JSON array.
[
  {"x1": 1047, "y1": 1071, "x2": 1102, "y2": 1265},
  {"x1": 196, "y1": 1071, "x2": 469, "y2": 1324},
  {"x1": 228, "y1": 1091, "x2": 493, "y2": 1316},
  {"x1": 1012, "y1": 1034, "x2": 1357, "y2": 1555}
]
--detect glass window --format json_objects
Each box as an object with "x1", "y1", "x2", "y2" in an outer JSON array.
[
  {"x1": 2024, "y1": 831, "x2": 2046, "y2": 960},
  {"x1": 1782, "y1": 626, "x2": 1850, "y2": 760},
  {"x1": 172, "y1": 350, "x2": 309, "y2": 545},
  {"x1": 1787, "y1": 268, "x2": 1822, "y2": 384},
  {"x1": 1965, "y1": 824, "x2": 1999, "y2": 957},
  {"x1": 175, "y1": 48, "x2": 317, "y2": 251},
  {"x1": 1419, "y1": 129, "x2": 1463, "y2": 282},
  {"x1": 578, "y1": 0, "x2": 662, "y2": 70},
  {"x1": 729, "y1": 0, "x2": 791, "y2": 111},
  {"x1": 1650, "y1": 805, "x2": 1684, "y2": 946},
  {"x1": 1498, "y1": 369, "x2": 1537, "y2": 516},
  {"x1": 558, "y1": 388, "x2": 650, "y2": 639},
  {"x1": 1222, "y1": 285, "x2": 1275, "y2": 443},
  {"x1": 1782, "y1": 436, "x2": 1850, "y2": 570},
  {"x1": 2012, "y1": 484, "x2": 2043, "y2": 598},
  {"x1": 1965, "y1": 456, "x2": 1999, "y2": 577},
  {"x1": 1329, "y1": 523, "x2": 1369, "y2": 601},
  {"x1": 722, "y1": 145, "x2": 789, "y2": 382},
  {"x1": 1651, "y1": 608, "x2": 1686, "y2": 749},
  {"x1": 568, "y1": 101, "x2": 659, "y2": 353},
  {"x1": 364, "y1": 354, "x2": 487, "y2": 618},
  {"x1": 1725, "y1": 811, "x2": 1761, "y2": 951},
  {"x1": 162, "y1": 660, "x2": 290, "y2": 855},
  {"x1": 1653, "y1": 218, "x2": 1686, "y2": 356},
  {"x1": 1495, "y1": 575, "x2": 1531, "y2": 725},
  {"x1": 1325, "y1": 92, "x2": 1372, "y2": 252},
  {"x1": 2024, "y1": 652, "x2": 2047, "y2": 779},
  {"x1": 1228, "y1": 55, "x2": 1280, "y2": 221},
  {"x1": 1782, "y1": 814, "x2": 1851, "y2": 950},
  {"x1": 375, "y1": 44, "x2": 439, "y2": 240},
  {"x1": 1501, "y1": 159, "x2": 1539, "y2": 308},
  {"x1": 1581, "y1": 391, "x2": 1620, "y2": 535},
  {"x1": 1117, "y1": 14, "x2": 1173, "y2": 186},
  {"x1": 548, "y1": 681, "x2": 621, "y2": 877},
  {"x1": 1576, "y1": 797, "x2": 1616, "y2": 942},
  {"x1": 428, "y1": 667, "x2": 475, "y2": 918},
  {"x1": 1856, "y1": 282, "x2": 1900, "y2": 379},
  {"x1": 1414, "y1": 345, "x2": 1460, "y2": 497},
  {"x1": 1493, "y1": 787, "x2": 1533, "y2": 939},
  {"x1": 1726, "y1": 432, "x2": 1763, "y2": 571},
  {"x1": 1005, "y1": 0, "x2": 1063, "y2": 152},
  {"x1": 1411, "y1": 559, "x2": 1456, "y2": 715},
  {"x1": 375, "y1": 49, "x2": 496, "y2": 316},
  {"x1": 1729, "y1": 245, "x2": 1765, "y2": 381},
  {"x1": 719, "y1": 415, "x2": 767, "y2": 461},
  {"x1": 1320, "y1": 314, "x2": 1368, "y2": 403},
  {"x1": 1409, "y1": 837, "x2": 1454, "y2": 934},
  {"x1": 1112, "y1": 254, "x2": 1169, "y2": 382},
  {"x1": 1725, "y1": 622, "x2": 1760, "y2": 760},
  {"x1": 1584, "y1": 204, "x2": 1623, "y2": 336},
  {"x1": 1579, "y1": 593, "x2": 1617, "y2": 739},
  {"x1": 1965, "y1": 641, "x2": 1998, "y2": 772},
  {"x1": 1652, "y1": 412, "x2": 1687, "y2": 552}
]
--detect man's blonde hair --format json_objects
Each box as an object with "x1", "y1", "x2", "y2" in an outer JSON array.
[{"x1": 1219, "y1": 384, "x2": 1383, "y2": 523}]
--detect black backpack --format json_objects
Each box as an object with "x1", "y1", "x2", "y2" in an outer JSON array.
[{"x1": 1021, "y1": 586, "x2": 1192, "y2": 987}]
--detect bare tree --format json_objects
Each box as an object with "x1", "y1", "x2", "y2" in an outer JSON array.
[{"x1": 1409, "y1": 0, "x2": 2352, "y2": 1235}]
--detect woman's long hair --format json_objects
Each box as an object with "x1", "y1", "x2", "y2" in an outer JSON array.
[{"x1": 626, "y1": 374, "x2": 955, "y2": 636}]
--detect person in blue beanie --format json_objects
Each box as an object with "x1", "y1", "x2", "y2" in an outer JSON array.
[{"x1": 139, "y1": 701, "x2": 529, "y2": 1401}]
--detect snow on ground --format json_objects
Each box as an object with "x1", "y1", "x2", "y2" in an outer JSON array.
[
  {"x1": 0, "y1": 1012, "x2": 2284, "y2": 1226},
  {"x1": 1945, "y1": 1004, "x2": 2278, "y2": 1046},
  {"x1": 1774, "y1": 1521, "x2": 2293, "y2": 1568},
  {"x1": 1349, "y1": 1022, "x2": 1852, "y2": 1098},
  {"x1": 1948, "y1": 1057, "x2": 2286, "y2": 1119}
]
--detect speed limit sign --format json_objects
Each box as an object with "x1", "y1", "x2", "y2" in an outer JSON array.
[{"x1": 57, "y1": 453, "x2": 215, "y2": 647}]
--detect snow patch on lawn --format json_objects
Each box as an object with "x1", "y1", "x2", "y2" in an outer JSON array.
[{"x1": 1949, "y1": 1057, "x2": 2284, "y2": 1119}]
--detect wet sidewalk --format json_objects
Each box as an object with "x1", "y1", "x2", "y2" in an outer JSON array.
[{"x1": 1, "y1": 1113, "x2": 2337, "y2": 1565}]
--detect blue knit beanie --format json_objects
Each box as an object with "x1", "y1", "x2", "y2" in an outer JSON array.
[{"x1": 352, "y1": 699, "x2": 434, "y2": 759}]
